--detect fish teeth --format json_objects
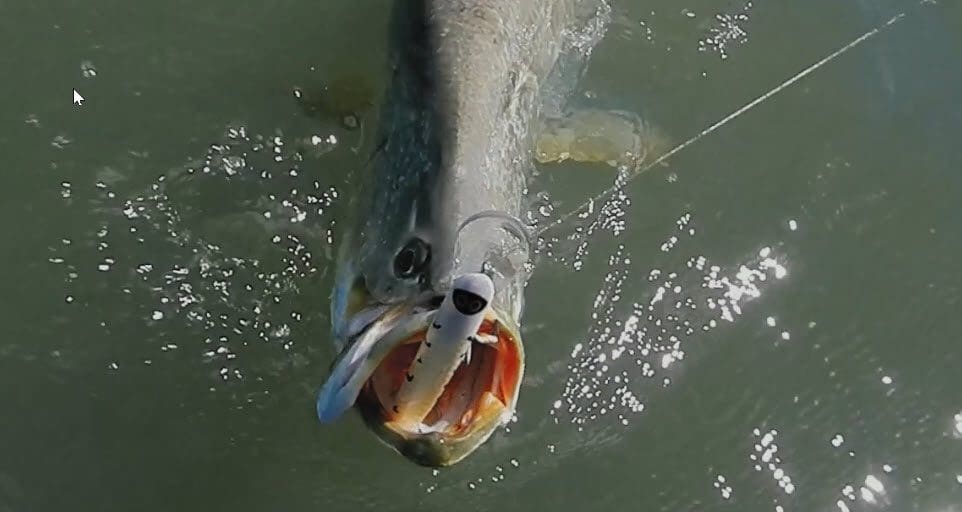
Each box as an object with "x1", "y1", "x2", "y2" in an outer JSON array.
[{"x1": 468, "y1": 333, "x2": 499, "y2": 345}]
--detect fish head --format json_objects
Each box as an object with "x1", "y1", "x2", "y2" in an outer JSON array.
[{"x1": 323, "y1": 210, "x2": 530, "y2": 467}]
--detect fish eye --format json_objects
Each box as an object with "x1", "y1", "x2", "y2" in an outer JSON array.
[
  {"x1": 452, "y1": 289, "x2": 487, "y2": 315},
  {"x1": 394, "y1": 238, "x2": 430, "y2": 279}
]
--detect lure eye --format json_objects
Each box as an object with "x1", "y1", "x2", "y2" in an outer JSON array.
[
  {"x1": 452, "y1": 289, "x2": 487, "y2": 315},
  {"x1": 394, "y1": 238, "x2": 430, "y2": 279}
]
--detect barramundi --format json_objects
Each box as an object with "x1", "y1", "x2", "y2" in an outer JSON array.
[{"x1": 315, "y1": 0, "x2": 661, "y2": 467}]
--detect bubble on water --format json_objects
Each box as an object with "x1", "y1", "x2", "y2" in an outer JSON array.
[
  {"x1": 697, "y1": 1, "x2": 753, "y2": 60},
  {"x1": 532, "y1": 167, "x2": 634, "y2": 271},
  {"x1": 81, "y1": 60, "x2": 97, "y2": 78},
  {"x1": 550, "y1": 211, "x2": 788, "y2": 438},
  {"x1": 831, "y1": 434, "x2": 845, "y2": 447},
  {"x1": 54, "y1": 123, "x2": 344, "y2": 389},
  {"x1": 881, "y1": 375, "x2": 892, "y2": 385},
  {"x1": 842, "y1": 484, "x2": 856, "y2": 500},
  {"x1": 864, "y1": 474, "x2": 884, "y2": 494},
  {"x1": 857, "y1": 472, "x2": 890, "y2": 507},
  {"x1": 712, "y1": 474, "x2": 733, "y2": 500},
  {"x1": 750, "y1": 427, "x2": 795, "y2": 496},
  {"x1": 660, "y1": 353, "x2": 673, "y2": 369},
  {"x1": 51, "y1": 134, "x2": 72, "y2": 149}
]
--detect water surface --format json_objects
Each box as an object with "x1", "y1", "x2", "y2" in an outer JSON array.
[{"x1": 1, "y1": 0, "x2": 960, "y2": 511}]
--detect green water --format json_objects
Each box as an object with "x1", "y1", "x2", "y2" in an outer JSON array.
[{"x1": 2, "y1": 0, "x2": 960, "y2": 511}]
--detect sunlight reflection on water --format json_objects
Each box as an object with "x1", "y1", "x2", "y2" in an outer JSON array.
[{"x1": 52, "y1": 123, "x2": 347, "y2": 384}]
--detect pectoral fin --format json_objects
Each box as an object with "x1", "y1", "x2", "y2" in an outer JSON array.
[{"x1": 534, "y1": 109, "x2": 669, "y2": 168}]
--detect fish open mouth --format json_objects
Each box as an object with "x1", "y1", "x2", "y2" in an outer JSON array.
[
  {"x1": 321, "y1": 269, "x2": 525, "y2": 466},
  {"x1": 338, "y1": 308, "x2": 523, "y2": 467}
]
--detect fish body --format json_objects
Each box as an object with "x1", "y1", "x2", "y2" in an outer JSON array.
[{"x1": 319, "y1": 0, "x2": 611, "y2": 467}]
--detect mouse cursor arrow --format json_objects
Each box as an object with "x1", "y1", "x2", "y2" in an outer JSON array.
[{"x1": 73, "y1": 89, "x2": 84, "y2": 106}]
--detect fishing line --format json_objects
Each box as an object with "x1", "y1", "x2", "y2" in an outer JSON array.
[{"x1": 536, "y1": 5, "x2": 921, "y2": 237}]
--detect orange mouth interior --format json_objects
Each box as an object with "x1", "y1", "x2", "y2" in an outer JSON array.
[{"x1": 362, "y1": 319, "x2": 521, "y2": 436}]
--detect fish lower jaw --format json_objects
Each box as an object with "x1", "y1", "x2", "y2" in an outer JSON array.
[
  {"x1": 385, "y1": 391, "x2": 509, "y2": 437},
  {"x1": 354, "y1": 315, "x2": 523, "y2": 466},
  {"x1": 367, "y1": 390, "x2": 511, "y2": 468}
]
